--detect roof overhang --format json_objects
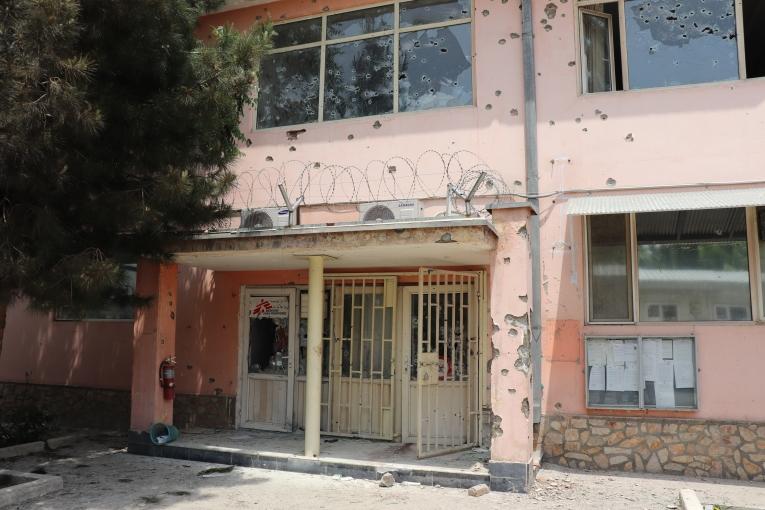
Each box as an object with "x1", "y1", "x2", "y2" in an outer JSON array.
[
  {"x1": 170, "y1": 217, "x2": 497, "y2": 271},
  {"x1": 566, "y1": 187, "x2": 765, "y2": 216}
]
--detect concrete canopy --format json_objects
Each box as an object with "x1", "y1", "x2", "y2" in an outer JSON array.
[{"x1": 169, "y1": 217, "x2": 498, "y2": 270}]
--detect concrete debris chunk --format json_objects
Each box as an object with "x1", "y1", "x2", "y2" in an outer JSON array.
[
  {"x1": 468, "y1": 484, "x2": 490, "y2": 497},
  {"x1": 379, "y1": 472, "x2": 395, "y2": 487}
]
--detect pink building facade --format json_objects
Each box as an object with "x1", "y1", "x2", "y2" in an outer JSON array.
[{"x1": 3, "y1": 0, "x2": 765, "y2": 489}]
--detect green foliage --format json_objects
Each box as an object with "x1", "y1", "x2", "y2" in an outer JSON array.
[
  {"x1": 0, "y1": 0, "x2": 272, "y2": 314},
  {"x1": 0, "y1": 404, "x2": 52, "y2": 447}
]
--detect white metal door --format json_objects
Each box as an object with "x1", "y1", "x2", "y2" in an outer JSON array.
[
  {"x1": 324, "y1": 276, "x2": 396, "y2": 440},
  {"x1": 240, "y1": 288, "x2": 296, "y2": 431},
  {"x1": 416, "y1": 268, "x2": 481, "y2": 458}
]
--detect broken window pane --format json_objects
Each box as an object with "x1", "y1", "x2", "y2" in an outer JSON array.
[
  {"x1": 636, "y1": 208, "x2": 751, "y2": 321},
  {"x1": 588, "y1": 215, "x2": 633, "y2": 322},
  {"x1": 327, "y1": 5, "x2": 394, "y2": 40},
  {"x1": 399, "y1": 0, "x2": 471, "y2": 28},
  {"x1": 256, "y1": 47, "x2": 320, "y2": 129},
  {"x1": 399, "y1": 24, "x2": 472, "y2": 112},
  {"x1": 624, "y1": 0, "x2": 739, "y2": 89},
  {"x1": 272, "y1": 18, "x2": 322, "y2": 48},
  {"x1": 324, "y1": 36, "x2": 394, "y2": 120},
  {"x1": 581, "y1": 9, "x2": 615, "y2": 92}
]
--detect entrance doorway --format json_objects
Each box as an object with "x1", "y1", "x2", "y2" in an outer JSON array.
[{"x1": 239, "y1": 289, "x2": 296, "y2": 431}]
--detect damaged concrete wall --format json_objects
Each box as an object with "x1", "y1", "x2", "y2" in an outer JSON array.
[{"x1": 487, "y1": 208, "x2": 534, "y2": 465}]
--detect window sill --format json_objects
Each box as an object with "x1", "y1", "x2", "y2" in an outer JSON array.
[
  {"x1": 577, "y1": 74, "x2": 765, "y2": 99},
  {"x1": 250, "y1": 102, "x2": 477, "y2": 134},
  {"x1": 584, "y1": 320, "x2": 764, "y2": 327}
]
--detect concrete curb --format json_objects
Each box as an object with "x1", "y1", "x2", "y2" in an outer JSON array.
[
  {"x1": 0, "y1": 434, "x2": 82, "y2": 460},
  {"x1": 679, "y1": 489, "x2": 703, "y2": 510},
  {"x1": 0, "y1": 469, "x2": 63, "y2": 508},
  {"x1": 0, "y1": 442, "x2": 45, "y2": 460}
]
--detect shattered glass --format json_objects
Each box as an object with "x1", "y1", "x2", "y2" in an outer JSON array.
[
  {"x1": 625, "y1": 0, "x2": 739, "y2": 89},
  {"x1": 399, "y1": 24, "x2": 472, "y2": 112},
  {"x1": 272, "y1": 18, "x2": 322, "y2": 48},
  {"x1": 399, "y1": 0, "x2": 471, "y2": 28},
  {"x1": 327, "y1": 5, "x2": 394, "y2": 39},
  {"x1": 256, "y1": 48, "x2": 321, "y2": 129},
  {"x1": 324, "y1": 36, "x2": 394, "y2": 120}
]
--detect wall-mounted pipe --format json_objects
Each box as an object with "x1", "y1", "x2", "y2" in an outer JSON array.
[{"x1": 521, "y1": 0, "x2": 543, "y2": 424}]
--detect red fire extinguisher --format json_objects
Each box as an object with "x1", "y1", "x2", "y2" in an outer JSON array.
[{"x1": 159, "y1": 356, "x2": 176, "y2": 401}]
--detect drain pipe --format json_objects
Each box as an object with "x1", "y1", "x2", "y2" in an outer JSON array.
[{"x1": 521, "y1": 0, "x2": 543, "y2": 424}]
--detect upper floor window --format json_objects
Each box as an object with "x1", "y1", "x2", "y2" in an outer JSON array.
[
  {"x1": 255, "y1": 0, "x2": 473, "y2": 129},
  {"x1": 586, "y1": 207, "x2": 762, "y2": 323},
  {"x1": 578, "y1": 0, "x2": 765, "y2": 93}
]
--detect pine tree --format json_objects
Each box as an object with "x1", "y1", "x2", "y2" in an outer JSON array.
[{"x1": 0, "y1": 0, "x2": 273, "y2": 357}]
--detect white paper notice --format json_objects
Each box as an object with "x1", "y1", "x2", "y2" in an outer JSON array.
[
  {"x1": 673, "y1": 338, "x2": 693, "y2": 363},
  {"x1": 607, "y1": 340, "x2": 625, "y2": 366},
  {"x1": 623, "y1": 342, "x2": 639, "y2": 363},
  {"x1": 654, "y1": 359, "x2": 676, "y2": 408},
  {"x1": 589, "y1": 366, "x2": 606, "y2": 391},
  {"x1": 587, "y1": 340, "x2": 607, "y2": 367},
  {"x1": 624, "y1": 361, "x2": 640, "y2": 392},
  {"x1": 642, "y1": 339, "x2": 659, "y2": 381},
  {"x1": 606, "y1": 365, "x2": 625, "y2": 392},
  {"x1": 661, "y1": 339, "x2": 674, "y2": 359},
  {"x1": 674, "y1": 362, "x2": 696, "y2": 389}
]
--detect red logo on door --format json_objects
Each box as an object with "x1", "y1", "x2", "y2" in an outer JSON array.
[{"x1": 252, "y1": 299, "x2": 273, "y2": 317}]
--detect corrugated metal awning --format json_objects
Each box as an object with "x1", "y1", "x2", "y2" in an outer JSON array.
[{"x1": 566, "y1": 188, "x2": 765, "y2": 215}]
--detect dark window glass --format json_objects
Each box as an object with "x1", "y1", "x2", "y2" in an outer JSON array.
[
  {"x1": 399, "y1": 24, "x2": 472, "y2": 112},
  {"x1": 757, "y1": 207, "x2": 765, "y2": 317},
  {"x1": 588, "y1": 215, "x2": 633, "y2": 322},
  {"x1": 272, "y1": 19, "x2": 322, "y2": 48},
  {"x1": 637, "y1": 208, "x2": 751, "y2": 321},
  {"x1": 256, "y1": 48, "x2": 321, "y2": 129},
  {"x1": 399, "y1": 0, "x2": 471, "y2": 28},
  {"x1": 327, "y1": 5, "x2": 394, "y2": 40},
  {"x1": 324, "y1": 36, "x2": 394, "y2": 120},
  {"x1": 581, "y1": 9, "x2": 615, "y2": 93},
  {"x1": 624, "y1": 0, "x2": 739, "y2": 89}
]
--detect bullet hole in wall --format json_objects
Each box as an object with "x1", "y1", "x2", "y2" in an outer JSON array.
[
  {"x1": 568, "y1": 61, "x2": 576, "y2": 67},
  {"x1": 495, "y1": 90, "x2": 502, "y2": 96},
  {"x1": 606, "y1": 178, "x2": 616, "y2": 186},
  {"x1": 575, "y1": 117, "x2": 581, "y2": 123},
  {"x1": 510, "y1": 32, "x2": 520, "y2": 39},
  {"x1": 510, "y1": 108, "x2": 519, "y2": 116},
  {"x1": 600, "y1": 113, "x2": 608, "y2": 120},
  {"x1": 498, "y1": 38, "x2": 507, "y2": 45},
  {"x1": 482, "y1": 9, "x2": 490, "y2": 16},
  {"x1": 485, "y1": 104, "x2": 493, "y2": 110},
  {"x1": 286, "y1": 128, "x2": 306, "y2": 141},
  {"x1": 289, "y1": 146, "x2": 296, "y2": 152},
  {"x1": 503, "y1": 257, "x2": 511, "y2": 264},
  {"x1": 544, "y1": 24, "x2": 553, "y2": 32},
  {"x1": 549, "y1": 120, "x2": 555, "y2": 126},
  {"x1": 313, "y1": 162, "x2": 321, "y2": 168},
  {"x1": 501, "y1": 368, "x2": 509, "y2": 376},
  {"x1": 373, "y1": 120, "x2": 382, "y2": 129},
  {"x1": 540, "y1": 18, "x2": 547, "y2": 25},
  {"x1": 625, "y1": 133, "x2": 634, "y2": 142},
  {"x1": 347, "y1": 134, "x2": 354, "y2": 140},
  {"x1": 208, "y1": 378, "x2": 216, "y2": 383},
  {"x1": 521, "y1": 398, "x2": 530, "y2": 418},
  {"x1": 265, "y1": 155, "x2": 273, "y2": 161},
  {"x1": 544, "y1": 2, "x2": 558, "y2": 19}
]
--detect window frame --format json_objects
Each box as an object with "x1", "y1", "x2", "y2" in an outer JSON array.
[
  {"x1": 579, "y1": 8, "x2": 618, "y2": 93},
  {"x1": 254, "y1": 0, "x2": 475, "y2": 131},
  {"x1": 54, "y1": 264, "x2": 137, "y2": 322},
  {"x1": 585, "y1": 207, "x2": 765, "y2": 324},
  {"x1": 575, "y1": 0, "x2": 749, "y2": 95},
  {"x1": 584, "y1": 335, "x2": 699, "y2": 411}
]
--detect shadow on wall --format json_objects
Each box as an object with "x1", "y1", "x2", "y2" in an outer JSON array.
[{"x1": 0, "y1": 300, "x2": 133, "y2": 390}]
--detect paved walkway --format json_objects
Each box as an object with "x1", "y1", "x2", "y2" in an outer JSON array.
[{"x1": 2, "y1": 435, "x2": 765, "y2": 509}]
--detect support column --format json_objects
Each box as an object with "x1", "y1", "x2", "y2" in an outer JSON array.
[
  {"x1": 130, "y1": 259, "x2": 178, "y2": 432},
  {"x1": 304, "y1": 256, "x2": 324, "y2": 458},
  {"x1": 487, "y1": 208, "x2": 535, "y2": 492}
]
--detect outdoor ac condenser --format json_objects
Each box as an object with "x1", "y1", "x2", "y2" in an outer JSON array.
[
  {"x1": 358, "y1": 200, "x2": 422, "y2": 222},
  {"x1": 239, "y1": 207, "x2": 290, "y2": 230}
]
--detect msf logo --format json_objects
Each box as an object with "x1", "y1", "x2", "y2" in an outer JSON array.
[{"x1": 252, "y1": 299, "x2": 273, "y2": 317}]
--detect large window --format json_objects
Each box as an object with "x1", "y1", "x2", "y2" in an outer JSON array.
[
  {"x1": 55, "y1": 264, "x2": 137, "y2": 321},
  {"x1": 578, "y1": 0, "x2": 765, "y2": 93},
  {"x1": 255, "y1": 0, "x2": 473, "y2": 129},
  {"x1": 586, "y1": 207, "x2": 762, "y2": 323}
]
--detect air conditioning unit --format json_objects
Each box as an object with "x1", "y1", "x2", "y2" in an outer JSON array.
[
  {"x1": 239, "y1": 207, "x2": 289, "y2": 230},
  {"x1": 359, "y1": 200, "x2": 422, "y2": 223}
]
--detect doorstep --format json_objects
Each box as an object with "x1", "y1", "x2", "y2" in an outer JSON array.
[{"x1": 127, "y1": 435, "x2": 489, "y2": 489}]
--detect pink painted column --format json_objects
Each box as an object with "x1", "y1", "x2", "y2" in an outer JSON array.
[
  {"x1": 130, "y1": 259, "x2": 178, "y2": 431},
  {"x1": 487, "y1": 207, "x2": 535, "y2": 491}
]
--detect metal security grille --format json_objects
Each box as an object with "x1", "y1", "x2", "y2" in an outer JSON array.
[
  {"x1": 417, "y1": 268, "x2": 481, "y2": 458},
  {"x1": 323, "y1": 276, "x2": 396, "y2": 439}
]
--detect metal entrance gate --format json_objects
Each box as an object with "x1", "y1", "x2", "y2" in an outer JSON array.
[
  {"x1": 416, "y1": 268, "x2": 482, "y2": 458},
  {"x1": 323, "y1": 276, "x2": 396, "y2": 440}
]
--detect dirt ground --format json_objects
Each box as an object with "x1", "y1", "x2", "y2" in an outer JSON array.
[{"x1": 2, "y1": 435, "x2": 765, "y2": 510}]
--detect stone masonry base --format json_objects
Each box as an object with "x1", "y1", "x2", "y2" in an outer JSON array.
[{"x1": 542, "y1": 414, "x2": 765, "y2": 481}]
